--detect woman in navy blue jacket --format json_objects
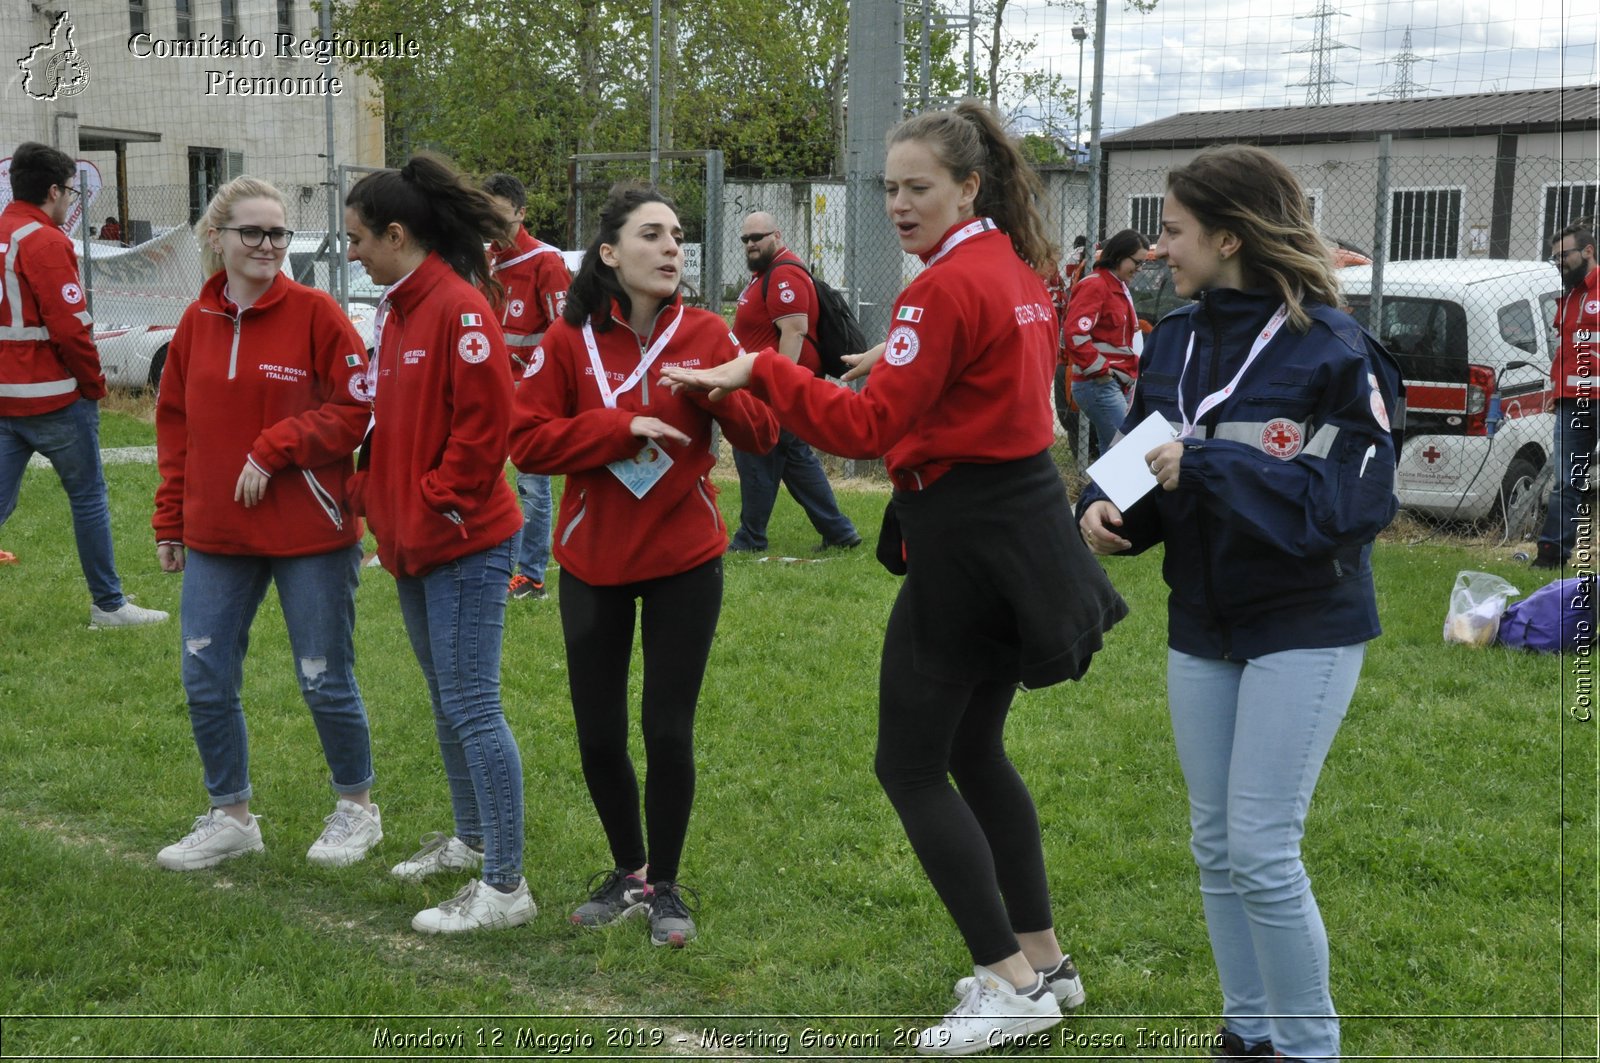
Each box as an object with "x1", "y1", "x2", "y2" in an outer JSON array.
[{"x1": 1079, "y1": 145, "x2": 1402, "y2": 1063}]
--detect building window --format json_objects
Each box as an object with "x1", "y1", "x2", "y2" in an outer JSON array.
[
  {"x1": 129, "y1": 0, "x2": 147, "y2": 34},
  {"x1": 175, "y1": 0, "x2": 193, "y2": 39},
  {"x1": 1390, "y1": 188, "x2": 1463, "y2": 260},
  {"x1": 188, "y1": 148, "x2": 225, "y2": 225},
  {"x1": 1128, "y1": 195, "x2": 1163, "y2": 240},
  {"x1": 277, "y1": 0, "x2": 294, "y2": 35},
  {"x1": 221, "y1": 0, "x2": 239, "y2": 38},
  {"x1": 1544, "y1": 183, "x2": 1599, "y2": 244}
]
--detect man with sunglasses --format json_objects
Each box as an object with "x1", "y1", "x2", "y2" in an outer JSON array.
[
  {"x1": 727, "y1": 211, "x2": 860, "y2": 553},
  {"x1": 0, "y1": 141, "x2": 168, "y2": 627},
  {"x1": 1533, "y1": 221, "x2": 1598, "y2": 570}
]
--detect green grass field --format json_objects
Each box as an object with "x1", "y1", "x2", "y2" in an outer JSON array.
[{"x1": 0, "y1": 409, "x2": 1594, "y2": 1060}]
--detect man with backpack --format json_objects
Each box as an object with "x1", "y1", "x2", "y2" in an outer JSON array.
[{"x1": 727, "y1": 212, "x2": 860, "y2": 553}]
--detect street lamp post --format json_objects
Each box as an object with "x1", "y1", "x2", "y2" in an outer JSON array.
[{"x1": 1072, "y1": 24, "x2": 1087, "y2": 169}]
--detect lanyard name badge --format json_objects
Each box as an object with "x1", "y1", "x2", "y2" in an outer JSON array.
[
  {"x1": 583, "y1": 306, "x2": 685, "y2": 496},
  {"x1": 1176, "y1": 303, "x2": 1288, "y2": 438},
  {"x1": 926, "y1": 217, "x2": 996, "y2": 266}
]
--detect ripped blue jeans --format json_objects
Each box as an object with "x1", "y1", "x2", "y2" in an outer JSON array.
[{"x1": 180, "y1": 544, "x2": 374, "y2": 806}]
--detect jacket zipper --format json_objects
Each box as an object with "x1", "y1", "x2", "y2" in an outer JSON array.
[
  {"x1": 560, "y1": 489, "x2": 588, "y2": 545},
  {"x1": 695, "y1": 480, "x2": 720, "y2": 533},
  {"x1": 442, "y1": 509, "x2": 468, "y2": 540},
  {"x1": 302, "y1": 470, "x2": 344, "y2": 531},
  {"x1": 1199, "y1": 295, "x2": 1231, "y2": 658},
  {"x1": 198, "y1": 307, "x2": 245, "y2": 380}
]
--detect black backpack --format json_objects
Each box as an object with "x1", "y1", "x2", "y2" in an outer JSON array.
[{"x1": 761, "y1": 261, "x2": 868, "y2": 379}]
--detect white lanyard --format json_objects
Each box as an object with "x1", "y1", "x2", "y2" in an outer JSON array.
[
  {"x1": 926, "y1": 217, "x2": 996, "y2": 266},
  {"x1": 1116, "y1": 276, "x2": 1137, "y2": 346},
  {"x1": 581, "y1": 304, "x2": 685, "y2": 408},
  {"x1": 494, "y1": 244, "x2": 557, "y2": 272},
  {"x1": 1177, "y1": 302, "x2": 1288, "y2": 438}
]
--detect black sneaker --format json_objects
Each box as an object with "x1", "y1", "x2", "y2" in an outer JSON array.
[
  {"x1": 1530, "y1": 543, "x2": 1565, "y2": 570},
  {"x1": 1212, "y1": 1026, "x2": 1274, "y2": 1059},
  {"x1": 647, "y1": 880, "x2": 700, "y2": 947},
  {"x1": 570, "y1": 868, "x2": 648, "y2": 926},
  {"x1": 815, "y1": 534, "x2": 863, "y2": 551}
]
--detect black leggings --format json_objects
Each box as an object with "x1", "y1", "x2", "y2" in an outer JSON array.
[
  {"x1": 558, "y1": 558, "x2": 722, "y2": 884},
  {"x1": 874, "y1": 587, "x2": 1055, "y2": 966}
]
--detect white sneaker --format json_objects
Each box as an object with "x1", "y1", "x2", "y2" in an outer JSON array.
[
  {"x1": 954, "y1": 955, "x2": 1085, "y2": 1009},
  {"x1": 89, "y1": 601, "x2": 170, "y2": 628},
  {"x1": 411, "y1": 877, "x2": 536, "y2": 934},
  {"x1": 390, "y1": 832, "x2": 484, "y2": 881},
  {"x1": 156, "y1": 808, "x2": 264, "y2": 871},
  {"x1": 916, "y1": 967, "x2": 1063, "y2": 1056},
  {"x1": 306, "y1": 800, "x2": 383, "y2": 867}
]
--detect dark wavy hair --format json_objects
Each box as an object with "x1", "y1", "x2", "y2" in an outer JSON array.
[
  {"x1": 888, "y1": 100, "x2": 1057, "y2": 272},
  {"x1": 345, "y1": 153, "x2": 504, "y2": 303},
  {"x1": 1165, "y1": 145, "x2": 1338, "y2": 332},
  {"x1": 1095, "y1": 228, "x2": 1149, "y2": 271},
  {"x1": 563, "y1": 182, "x2": 677, "y2": 333}
]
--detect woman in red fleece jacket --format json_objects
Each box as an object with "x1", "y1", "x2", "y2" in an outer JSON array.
[
  {"x1": 664, "y1": 103, "x2": 1126, "y2": 1052},
  {"x1": 344, "y1": 155, "x2": 531, "y2": 936},
  {"x1": 509, "y1": 183, "x2": 777, "y2": 948},
  {"x1": 152, "y1": 177, "x2": 380, "y2": 873}
]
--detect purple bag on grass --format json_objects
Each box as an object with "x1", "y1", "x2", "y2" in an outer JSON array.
[{"x1": 1497, "y1": 576, "x2": 1595, "y2": 653}]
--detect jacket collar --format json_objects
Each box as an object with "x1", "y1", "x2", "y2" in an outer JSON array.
[
  {"x1": 197, "y1": 268, "x2": 290, "y2": 314},
  {"x1": 492, "y1": 227, "x2": 539, "y2": 263},
  {"x1": 3, "y1": 200, "x2": 56, "y2": 230},
  {"x1": 384, "y1": 252, "x2": 457, "y2": 315},
  {"x1": 605, "y1": 289, "x2": 685, "y2": 340}
]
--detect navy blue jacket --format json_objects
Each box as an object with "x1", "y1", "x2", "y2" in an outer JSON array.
[{"x1": 1079, "y1": 288, "x2": 1404, "y2": 660}]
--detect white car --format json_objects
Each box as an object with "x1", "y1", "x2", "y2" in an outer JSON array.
[
  {"x1": 79, "y1": 229, "x2": 375, "y2": 390},
  {"x1": 1340, "y1": 260, "x2": 1564, "y2": 526}
]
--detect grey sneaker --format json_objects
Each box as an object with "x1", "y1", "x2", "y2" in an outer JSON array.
[
  {"x1": 306, "y1": 800, "x2": 383, "y2": 867},
  {"x1": 156, "y1": 808, "x2": 264, "y2": 870},
  {"x1": 389, "y1": 832, "x2": 483, "y2": 881},
  {"x1": 647, "y1": 880, "x2": 699, "y2": 947},
  {"x1": 954, "y1": 954, "x2": 1085, "y2": 1009},
  {"x1": 89, "y1": 601, "x2": 169, "y2": 628},
  {"x1": 570, "y1": 867, "x2": 649, "y2": 927},
  {"x1": 411, "y1": 877, "x2": 536, "y2": 934}
]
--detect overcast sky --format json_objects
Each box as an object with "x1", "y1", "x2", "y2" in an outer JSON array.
[{"x1": 996, "y1": 0, "x2": 1599, "y2": 138}]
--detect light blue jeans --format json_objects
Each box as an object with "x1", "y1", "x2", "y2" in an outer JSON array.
[
  {"x1": 181, "y1": 545, "x2": 373, "y2": 806},
  {"x1": 395, "y1": 535, "x2": 524, "y2": 887},
  {"x1": 1167, "y1": 644, "x2": 1366, "y2": 1062},
  {"x1": 0, "y1": 398, "x2": 125, "y2": 609},
  {"x1": 513, "y1": 472, "x2": 552, "y2": 583},
  {"x1": 1071, "y1": 375, "x2": 1130, "y2": 457}
]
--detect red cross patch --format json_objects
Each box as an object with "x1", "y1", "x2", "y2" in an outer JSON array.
[
  {"x1": 885, "y1": 325, "x2": 920, "y2": 366},
  {"x1": 1261, "y1": 418, "x2": 1303, "y2": 459},
  {"x1": 458, "y1": 330, "x2": 491, "y2": 364},
  {"x1": 61, "y1": 282, "x2": 83, "y2": 304}
]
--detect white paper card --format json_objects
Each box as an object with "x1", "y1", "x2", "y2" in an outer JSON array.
[
  {"x1": 607, "y1": 442, "x2": 674, "y2": 498},
  {"x1": 1086, "y1": 410, "x2": 1179, "y2": 511}
]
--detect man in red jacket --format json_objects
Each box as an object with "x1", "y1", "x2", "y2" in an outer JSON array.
[
  {"x1": 1533, "y1": 221, "x2": 1599, "y2": 569},
  {"x1": 484, "y1": 174, "x2": 571, "y2": 601},
  {"x1": 0, "y1": 142, "x2": 166, "y2": 627}
]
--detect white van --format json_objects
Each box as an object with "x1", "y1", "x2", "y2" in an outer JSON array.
[{"x1": 1340, "y1": 260, "x2": 1564, "y2": 524}]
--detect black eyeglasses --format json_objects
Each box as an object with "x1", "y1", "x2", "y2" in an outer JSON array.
[
  {"x1": 218, "y1": 226, "x2": 295, "y2": 249},
  {"x1": 1549, "y1": 247, "x2": 1583, "y2": 264},
  {"x1": 740, "y1": 231, "x2": 774, "y2": 245},
  {"x1": 56, "y1": 184, "x2": 82, "y2": 201}
]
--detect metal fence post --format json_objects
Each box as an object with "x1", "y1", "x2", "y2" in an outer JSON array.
[{"x1": 1371, "y1": 132, "x2": 1391, "y2": 328}]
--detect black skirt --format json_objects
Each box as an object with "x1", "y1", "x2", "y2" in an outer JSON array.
[{"x1": 881, "y1": 450, "x2": 1129, "y2": 689}]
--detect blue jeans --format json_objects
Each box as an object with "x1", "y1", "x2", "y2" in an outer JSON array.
[
  {"x1": 395, "y1": 535, "x2": 524, "y2": 886},
  {"x1": 729, "y1": 430, "x2": 857, "y2": 550},
  {"x1": 513, "y1": 471, "x2": 552, "y2": 583},
  {"x1": 1167, "y1": 645, "x2": 1366, "y2": 1063},
  {"x1": 181, "y1": 545, "x2": 373, "y2": 806},
  {"x1": 1071, "y1": 376, "x2": 1129, "y2": 457},
  {"x1": 1537, "y1": 397, "x2": 1596, "y2": 559},
  {"x1": 0, "y1": 398, "x2": 124, "y2": 609}
]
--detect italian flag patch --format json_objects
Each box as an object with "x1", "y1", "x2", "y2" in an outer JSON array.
[
  {"x1": 345, "y1": 354, "x2": 362, "y2": 367},
  {"x1": 896, "y1": 306, "x2": 924, "y2": 322},
  {"x1": 461, "y1": 313, "x2": 483, "y2": 326}
]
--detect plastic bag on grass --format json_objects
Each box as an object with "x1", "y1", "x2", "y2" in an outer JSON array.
[{"x1": 1443, "y1": 571, "x2": 1520, "y2": 647}]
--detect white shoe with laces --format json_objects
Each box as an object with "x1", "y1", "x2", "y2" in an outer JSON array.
[
  {"x1": 306, "y1": 800, "x2": 383, "y2": 867},
  {"x1": 411, "y1": 877, "x2": 536, "y2": 934},
  {"x1": 156, "y1": 808, "x2": 264, "y2": 870},
  {"x1": 953, "y1": 954, "x2": 1085, "y2": 1009},
  {"x1": 916, "y1": 967, "x2": 1063, "y2": 1056},
  {"x1": 390, "y1": 832, "x2": 483, "y2": 881},
  {"x1": 89, "y1": 601, "x2": 169, "y2": 628}
]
